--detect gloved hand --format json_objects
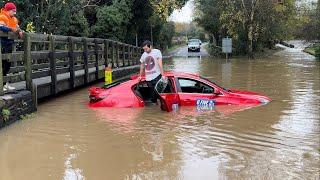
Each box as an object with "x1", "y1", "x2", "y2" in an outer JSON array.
[
  {"x1": 18, "y1": 31, "x2": 23, "y2": 39},
  {"x1": 161, "y1": 76, "x2": 167, "y2": 83},
  {"x1": 10, "y1": 28, "x2": 17, "y2": 33}
]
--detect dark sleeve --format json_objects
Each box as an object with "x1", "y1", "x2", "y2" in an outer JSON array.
[{"x1": 0, "y1": 26, "x2": 11, "y2": 32}]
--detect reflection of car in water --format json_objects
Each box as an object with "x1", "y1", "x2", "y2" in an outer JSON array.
[
  {"x1": 88, "y1": 72, "x2": 271, "y2": 112},
  {"x1": 187, "y1": 39, "x2": 201, "y2": 52}
]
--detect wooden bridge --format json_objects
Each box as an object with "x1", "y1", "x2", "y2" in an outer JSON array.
[{"x1": 0, "y1": 32, "x2": 142, "y2": 105}]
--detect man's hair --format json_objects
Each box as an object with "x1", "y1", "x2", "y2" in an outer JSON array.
[{"x1": 142, "y1": 40, "x2": 152, "y2": 48}]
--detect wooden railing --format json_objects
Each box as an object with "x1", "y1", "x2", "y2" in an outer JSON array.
[{"x1": 0, "y1": 32, "x2": 142, "y2": 96}]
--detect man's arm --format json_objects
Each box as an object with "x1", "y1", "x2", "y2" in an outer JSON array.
[
  {"x1": 157, "y1": 49, "x2": 165, "y2": 79},
  {"x1": 139, "y1": 63, "x2": 145, "y2": 81},
  {"x1": 139, "y1": 63, "x2": 145, "y2": 76},
  {"x1": 158, "y1": 58, "x2": 164, "y2": 76},
  {"x1": 0, "y1": 25, "x2": 11, "y2": 32},
  {"x1": 0, "y1": 19, "x2": 11, "y2": 32}
]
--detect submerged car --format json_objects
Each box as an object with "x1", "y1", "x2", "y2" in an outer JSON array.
[
  {"x1": 187, "y1": 39, "x2": 202, "y2": 52},
  {"x1": 89, "y1": 72, "x2": 271, "y2": 112}
]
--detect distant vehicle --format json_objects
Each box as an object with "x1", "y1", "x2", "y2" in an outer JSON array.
[
  {"x1": 88, "y1": 72, "x2": 271, "y2": 112},
  {"x1": 187, "y1": 39, "x2": 202, "y2": 52}
]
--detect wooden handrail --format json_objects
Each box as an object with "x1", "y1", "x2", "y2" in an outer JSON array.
[{"x1": 0, "y1": 31, "x2": 142, "y2": 96}]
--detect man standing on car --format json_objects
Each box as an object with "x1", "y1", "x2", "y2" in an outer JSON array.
[{"x1": 138, "y1": 40, "x2": 165, "y2": 104}]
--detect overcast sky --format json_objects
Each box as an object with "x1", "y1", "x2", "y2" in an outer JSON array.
[{"x1": 169, "y1": 0, "x2": 194, "y2": 23}]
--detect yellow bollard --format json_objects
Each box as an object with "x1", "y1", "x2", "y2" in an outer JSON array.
[{"x1": 105, "y1": 65, "x2": 112, "y2": 85}]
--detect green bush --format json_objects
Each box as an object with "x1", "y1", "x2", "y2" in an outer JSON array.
[
  {"x1": 2, "y1": 108, "x2": 10, "y2": 122},
  {"x1": 208, "y1": 44, "x2": 224, "y2": 57}
]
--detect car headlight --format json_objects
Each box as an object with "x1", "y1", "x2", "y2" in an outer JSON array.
[{"x1": 259, "y1": 98, "x2": 270, "y2": 105}]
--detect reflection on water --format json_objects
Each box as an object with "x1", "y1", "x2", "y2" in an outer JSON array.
[
  {"x1": 63, "y1": 153, "x2": 84, "y2": 180},
  {"x1": 0, "y1": 46, "x2": 319, "y2": 179}
]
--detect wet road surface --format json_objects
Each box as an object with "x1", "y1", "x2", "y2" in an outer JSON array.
[{"x1": 168, "y1": 43, "x2": 209, "y2": 57}]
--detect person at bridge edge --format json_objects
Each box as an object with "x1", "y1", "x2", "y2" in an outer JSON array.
[
  {"x1": 138, "y1": 40, "x2": 166, "y2": 104},
  {"x1": 0, "y1": 2, "x2": 23, "y2": 91}
]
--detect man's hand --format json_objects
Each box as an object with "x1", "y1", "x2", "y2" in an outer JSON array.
[
  {"x1": 138, "y1": 76, "x2": 142, "y2": 81},
  {"x1": 18, "y1": 31, "x2": 23, "y2": 39},
  {"x1": 161, "y1": 75, "x2": 167, "y2": 83}
]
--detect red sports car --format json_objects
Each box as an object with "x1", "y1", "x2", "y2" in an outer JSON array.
[{"x1": 89, "y1": 72, "x2": 271, "y2": 112}]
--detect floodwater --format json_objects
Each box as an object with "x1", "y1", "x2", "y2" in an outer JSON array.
[{"x1": 0, "y1": 45, "x2": 319, "y2": 180}]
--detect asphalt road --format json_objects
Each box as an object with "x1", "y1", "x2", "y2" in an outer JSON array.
[{"x1": 168, "y1": 43, "x2": 210, "y2": 57}]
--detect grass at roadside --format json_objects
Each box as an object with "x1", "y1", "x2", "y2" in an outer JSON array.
[{"x1": 163, "y1": 44, "x2": 183, "y2": 55}]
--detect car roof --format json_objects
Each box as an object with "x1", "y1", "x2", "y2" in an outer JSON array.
[
  {"x1": 188, "y1": 39, "x2": 200, "y2": 41},
  {"x1": 130, "y1": 72, "x2": 201, "y2": 81},
  {"x1": 164, "y1": 72, "x2": 200, "y2": 78}
]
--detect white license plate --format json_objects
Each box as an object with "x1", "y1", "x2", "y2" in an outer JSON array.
[{"x1": 196, "y1": 99, "x2": 215, "y2": 110}]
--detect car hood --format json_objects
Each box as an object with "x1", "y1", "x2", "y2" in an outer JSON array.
[{"x1": 227, "y1": 89, "x2": 272, "y2": 104}]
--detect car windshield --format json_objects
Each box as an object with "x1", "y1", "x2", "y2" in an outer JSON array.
[
  {"x1": 188, "y1": 39, "x2": 200, "y2": 43},
  {"x1": 188, "y1": 41, "x2": 200, "y2": 45}
]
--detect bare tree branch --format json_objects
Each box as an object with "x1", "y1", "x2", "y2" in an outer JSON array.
[{"x1": 83, "y1": 0, "x2": 102, "y2": 8}]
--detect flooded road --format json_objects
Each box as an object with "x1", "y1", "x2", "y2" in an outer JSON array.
[{"x1": 0, "y1": 46, "x2": 319, "y2": 179}]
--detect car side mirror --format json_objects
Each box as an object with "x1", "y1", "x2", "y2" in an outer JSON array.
[{"x1": 213, "y1": 89, "x2": 221, "y2": 95}]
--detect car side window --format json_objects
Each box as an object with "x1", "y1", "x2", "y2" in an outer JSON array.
[
  {"x1": 178, "y1": 78, "x2": 214, "y2": 94},
  {"x1": 162, "y1": 78, "x2": 175, "y2": 93}
]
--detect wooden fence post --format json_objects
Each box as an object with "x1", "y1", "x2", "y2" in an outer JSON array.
[
  {"x1": 94, "y1": 39, "x2": 99, "y2": 80},
  {"x1": 68, "y1": 37, "x2": 75, "y2": 88},
  {"x1": 129, "y1": 45, "x2": 133, "y2": 66},
  {"x1": 49, "y1": 35, "x2": 57, "y2": 94},
  {"x1": 83, "y1": 38, "x2": 89, "y2": 84},
  {"x1": 13, "y1": 42, "x2": 17, "y2": 67},
  {"x1": 104, "y1": 40, "x2": 109, "y2": 67},
  {"x1": 116, "y1": 42, "x2": 120, "y2": 67},
  {"x1": 32, "y1": 82, "x2": 37, "y2": 111},
  {"x1": 24, "y1": 33, "x2": 32, "y2": 91},
  {"x1": 110, "y1": 41, "x2": 114, "y2": 68},
  {"x1": 122, "y1": 43, "x2": 125, "y2": 67}
]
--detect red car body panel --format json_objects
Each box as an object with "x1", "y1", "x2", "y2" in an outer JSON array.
[
  {"x1": 89, "y1": 80, "x2": 144, "y2": 108},
  {"x1": 89, "y1": 72, "x2": 271, "y2": 111}
]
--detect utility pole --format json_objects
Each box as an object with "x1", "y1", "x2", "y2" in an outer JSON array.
[{"x1": 135, "y1": 33, "x2": 138, "y2": 47}]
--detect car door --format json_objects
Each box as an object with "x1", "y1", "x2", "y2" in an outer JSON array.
[
  {"x1": 176, "y1": 78, "x2": 228, "y2": 107},
  {"x1": 155, "y1": 77, "x2": 180, "y2": 112}
]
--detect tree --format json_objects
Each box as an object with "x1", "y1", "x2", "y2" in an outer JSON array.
[
  {"x1": 5, "y1": 0, "x2": 187, "y2": 48},
  {"x1": 13, "y1": 0, "x2": 89, "y2": 36},
  {"x1": 158, "y1": 21, "x2": 175, "y2": 49},
  {"x1": 91, "y1": 0, "x2": 133, "y2": 41},
  {"x1": 194, "y1": 0, "x2": 223, "y2": 45},
  {"x1": 195, "y1": 0, "x2": 297, "y2": 56},
  {"x1": 295, "y1": 1, "x2": 320, "y2": 41}
]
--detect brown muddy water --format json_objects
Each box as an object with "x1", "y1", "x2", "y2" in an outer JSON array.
[{"x1": 0, "y1": 46, "x2": 319, "y2": 180}]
